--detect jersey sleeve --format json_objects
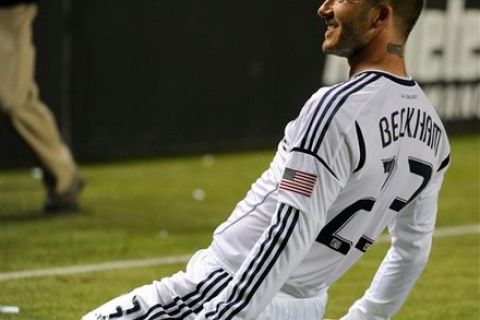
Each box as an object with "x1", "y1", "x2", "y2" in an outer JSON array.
[
  {"x1": 194, "y1": 92, "x2": 356, "y2": 320},
  {"x1": 340, "y1": 157, "x2": 450, "y2": 320}
]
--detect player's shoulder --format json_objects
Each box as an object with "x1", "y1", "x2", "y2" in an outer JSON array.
[
  {"x1": 292, "y1": 77, "x2": 372, "y2": 156},
  {"x1": 305, "y1": 73, "x2": 383, "y2": 128},
  {"x1": 309, "y1": 71, "x2": 389, "y2": 115}
]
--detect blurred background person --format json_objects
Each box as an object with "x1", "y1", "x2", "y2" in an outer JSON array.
[{"x1": 0, "y1": 0, "x2": 84, "y2": 213}]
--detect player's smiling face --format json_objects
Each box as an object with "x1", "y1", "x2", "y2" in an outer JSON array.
[{"x1": 318, "y1": 0, "x2": 372, "y2": 57}]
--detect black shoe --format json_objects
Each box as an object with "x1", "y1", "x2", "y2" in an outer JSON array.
[{"x1": 43, "y1": 175, "x2": 85, "y2": 213}]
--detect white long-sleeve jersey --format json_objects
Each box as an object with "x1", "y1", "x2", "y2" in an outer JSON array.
[{"x1": 195, "y1": 70, "x2": 451, "y2": 320}]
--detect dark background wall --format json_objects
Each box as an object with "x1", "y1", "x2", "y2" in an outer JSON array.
[
  {"x1": 2, "y1": 0, "x2": 478, "y2": 168},
  {"x1": 0, "y1": 0, "x2": 326, "y2": 167}
]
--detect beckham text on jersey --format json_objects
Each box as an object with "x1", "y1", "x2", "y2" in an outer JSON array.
[{"x1": 378, "y1": 107, "x2": 443, "y2": 155}]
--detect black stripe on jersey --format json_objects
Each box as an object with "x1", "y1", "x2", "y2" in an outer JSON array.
[
  {"x1": 293, "y1": 74, "x2": 380, "y2": 179},
  {"x1": 299, "y1": 73, "x2": 379, "y2": 154},
  {"x1": 226, "y1": 208, "x2": 300, "y2": 320},
  {"x1": 353, "y1": 121, "x2": 366, "y2": 173},
  {"x1": 299, "y1": 82, "x2": 345, "y2": 150},
  {"x1": 132, "y1": 269, "x2": 231, "y2": 320},
  {"x1": 438, "y1": 154, "x2": 450, "y2": 172},
  {"x1": 148, "y1": 274, "x2": 231, "y2": 320},
  {"x1": 205, "y1": 204, "x2": 292, "y2": 319},
  {"x1": 311, "y1": 74, "x2": 381, "y2": 154},
  {"x1": 290, "y1": 148, "x2": 339, "y2": 180},
  {"x1": 205, "y1": 204, "x2": 300, "y2": 320},
  {"x1": 300, "y1": 74, "x2": 370, "y2": 151},
  {"x1": 148, "y1": 273, "x2": 231, "y2": 320}
]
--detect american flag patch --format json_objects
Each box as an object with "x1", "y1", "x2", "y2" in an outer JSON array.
[{"x1": 279, "y1": 168, "x2": 317, "y2": 197}]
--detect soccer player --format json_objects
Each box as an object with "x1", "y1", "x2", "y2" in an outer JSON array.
[{"x1": 82, "y1": 0, "x2": 450, "y2": 319}]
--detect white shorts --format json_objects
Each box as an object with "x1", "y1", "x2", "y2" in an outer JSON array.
[{"x1": 82, "y1": 249, "x2": 327, "y2": 320}]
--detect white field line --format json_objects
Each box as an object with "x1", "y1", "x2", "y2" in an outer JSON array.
[
  {"x1": 1, "y1": 224, "x2": 478, "y2": 282},
  {"x1": 0, "y1": 255, "x2": 192, "y2": 282},
  {"x1": 376, "y1": 223, "x2": 480, "y2": 242}
]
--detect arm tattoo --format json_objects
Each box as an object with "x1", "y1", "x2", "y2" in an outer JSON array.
[{"x1": 387, "y1": 43, "x2": 405, "y2": 58}]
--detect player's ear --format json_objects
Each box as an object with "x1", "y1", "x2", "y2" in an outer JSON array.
[
  {"x1": 364, "y1": 3, "x2": 392, "y2": 41},
  {"x1": 371, "y1": 4, "x2": 392, "y2": 29}
]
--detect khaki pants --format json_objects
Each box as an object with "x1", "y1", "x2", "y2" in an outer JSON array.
[{"x1": 0, "y1": 3, "x2": 77, "y2": 194}]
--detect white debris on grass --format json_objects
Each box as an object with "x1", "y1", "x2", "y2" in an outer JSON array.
[
  {"x1": 31, "y1": 167, "x2": 43, "y2": 180},
  {"x1": 0, "y1": 305, "x2": 20, "y2": 314},
  {"x1": 201, "y1": 154, "x2": 216, "y2": 167},
  {"x1": 192, "y1": 189, "x2": 206, "y2": 201}
]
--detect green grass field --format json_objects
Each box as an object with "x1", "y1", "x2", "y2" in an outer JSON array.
[{"x1": 1, "y1": 134, "x2": 479, "y2": 319}]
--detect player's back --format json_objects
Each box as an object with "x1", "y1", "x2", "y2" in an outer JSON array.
[
  {"x1": 211, "y1": 70, "x2": 450, "y2": 299},
  {"x1": 285, "y1": 71, "x2": 450, "y2": 295}
]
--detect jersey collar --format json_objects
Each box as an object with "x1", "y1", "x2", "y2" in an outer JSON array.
[{"x1": 352, "y1": 70, "x2": 417, "y2": 87}]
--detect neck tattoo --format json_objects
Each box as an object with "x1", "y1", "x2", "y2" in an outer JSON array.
[{"x1": 387, "y1": 43, "x2": 405, "y2": 58}]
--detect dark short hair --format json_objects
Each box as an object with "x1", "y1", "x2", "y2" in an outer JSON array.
[{"x1": 368, "y1": 0, "x2": 424, "y2": 39}]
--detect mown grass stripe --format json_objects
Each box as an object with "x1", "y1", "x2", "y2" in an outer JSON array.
[{"x1": 1, "y1": 224, "x2": 478, "y2": 281}]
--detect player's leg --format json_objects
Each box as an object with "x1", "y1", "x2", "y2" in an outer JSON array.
[
  {"x1": 257, "y1": 289, "x2": 328, "y2": 320},
  {"x1": 82, "y1": 249, "x2": 232, "y2": 320},
  {"x1": 0, "y1": 3, "x2": 82, "y2": 211},
  {"x1": 11, "y1": 83, "x2": 83, "y2": 211}
]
